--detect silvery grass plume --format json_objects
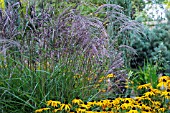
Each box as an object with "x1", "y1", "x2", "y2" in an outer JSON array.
[
  {"x1": 0, "y1": 2, "x2": 21, "y2": 63},
  {"x1": 55, "y1": 4, "x2": 144, "y2": 95}
]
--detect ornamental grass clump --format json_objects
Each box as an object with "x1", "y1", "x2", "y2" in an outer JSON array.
[{"x1": 35, "y1": 75, "x2": 170, "y2": 113}]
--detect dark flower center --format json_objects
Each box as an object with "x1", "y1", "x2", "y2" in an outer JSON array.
[
  {"x1": 163, "y1": 79, "x2": 166, "y2": 82},
  {"x1": 132, "y1": 107, "x2": 136, "y2": 110},
  {"x1": 126, "y1": 100, "x2": 129, "y2": 103}
]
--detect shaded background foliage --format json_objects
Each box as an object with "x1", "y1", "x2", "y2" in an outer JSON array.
[{"x1": 130, "y1": 9, "x2": 170, "y2": 74}]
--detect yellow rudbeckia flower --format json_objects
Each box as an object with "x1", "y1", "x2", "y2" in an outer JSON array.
[
  {"x1": 60, "y1": 103, "x2": 72, "y2": 111},
  {"x1": 0, "y1": 0, "x2": 5, "y2": 10},
  {"x1": 35, "y1": 108, "x2": 50, "y2": 113},
  {"x1": 137, "y1": 83, "x2": 151, "y2": 90},
  {"x1": 127, "y1": 109, "x2": 139, "y2": 113},
  {"x1": 144, "y1": 91, "x2": 155, "y2": 97},
  {"x1": 158, "y1": 76, "x2": 170, "y2": 83},
  {"x1": 46, "y1": 100, "x2": 61, "y2": 107},
  {"x1": 106, "y1": 73, "x2": 115, "y2": 78},
  {"x1": 72, "y1": 97, "x2": 84, "y2": 105}
]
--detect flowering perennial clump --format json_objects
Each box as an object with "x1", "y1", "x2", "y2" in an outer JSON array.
[{"x1": 35, "y1": 75, "x2": 170, "y2": 113}]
